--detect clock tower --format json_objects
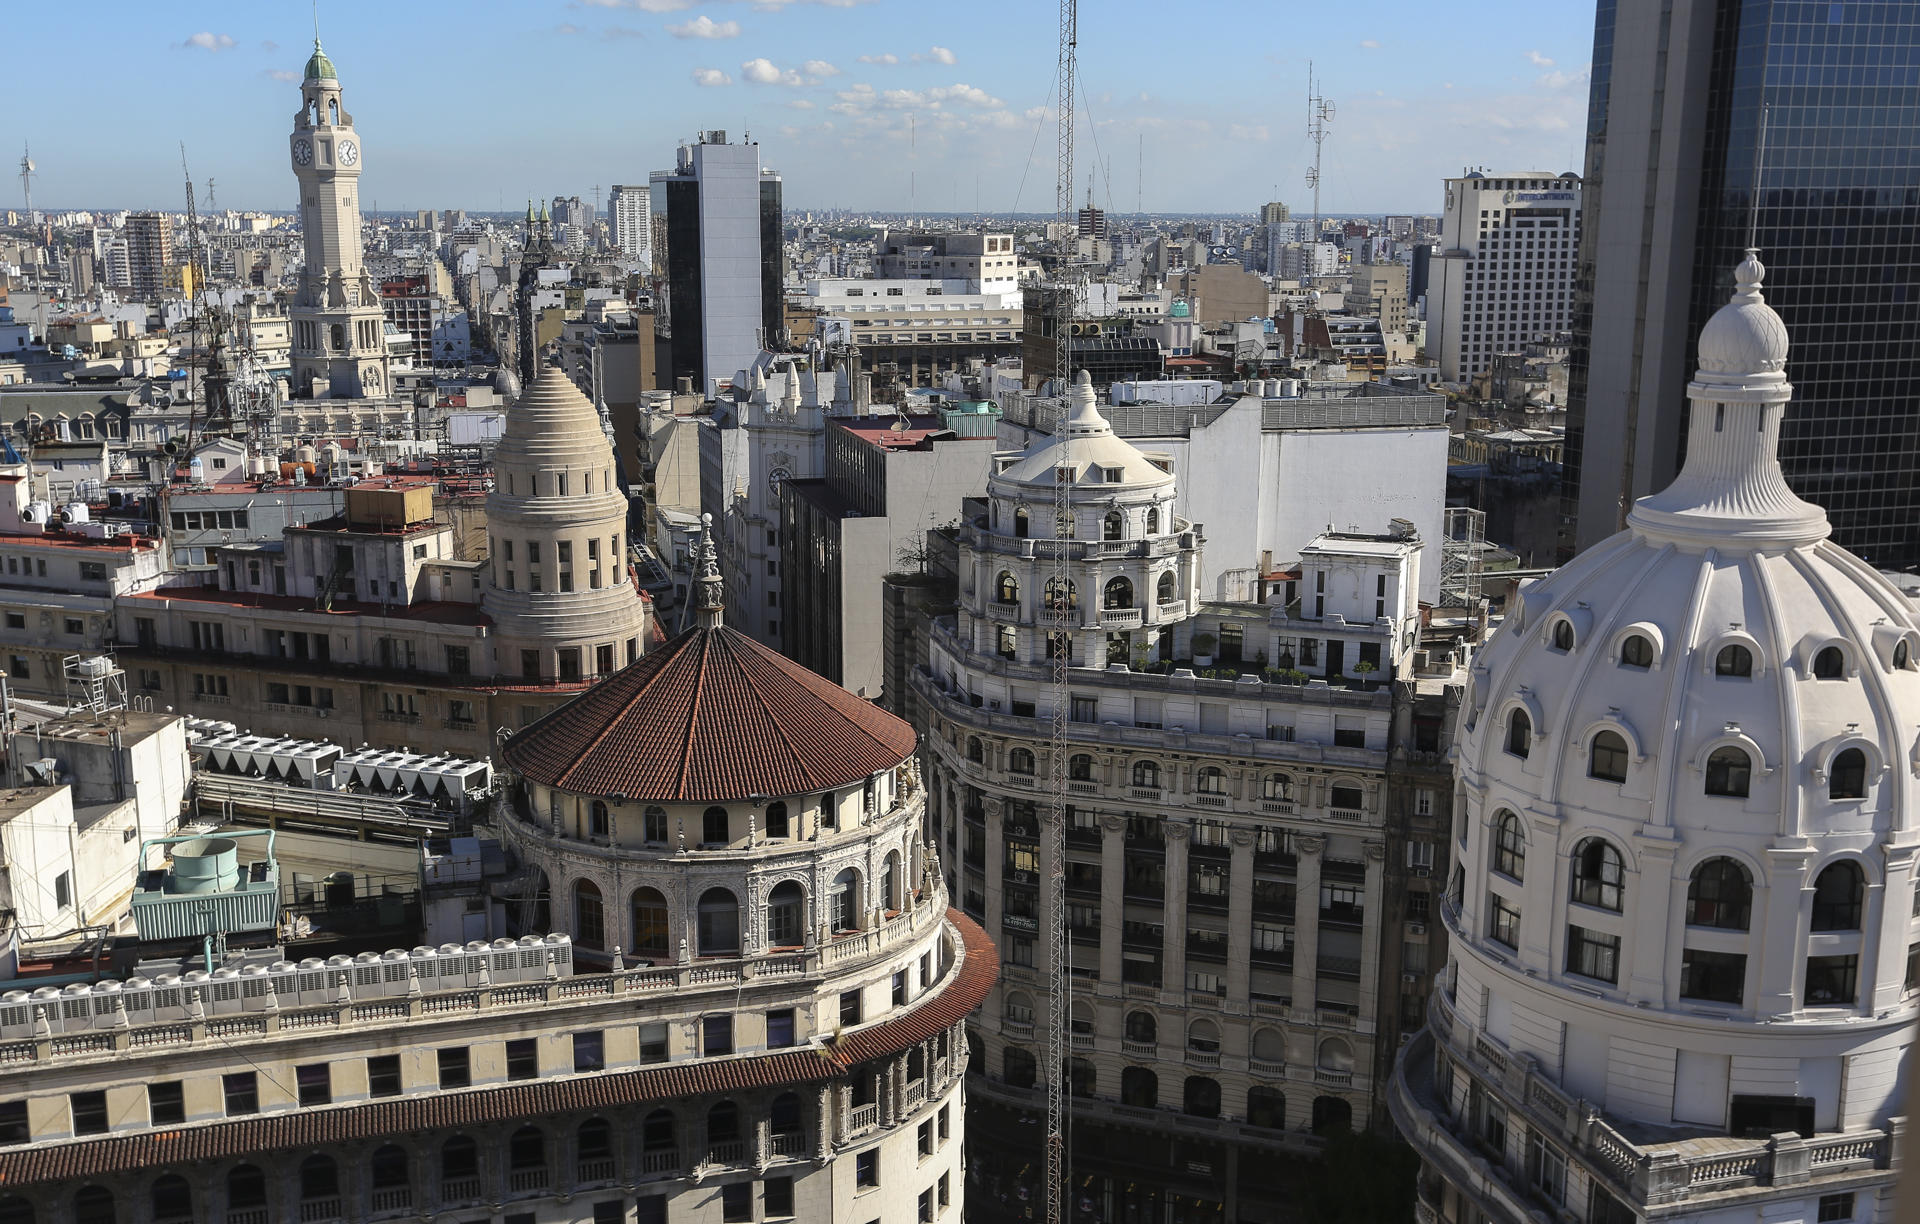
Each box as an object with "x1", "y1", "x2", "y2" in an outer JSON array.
[{"x1": 287, "y1": 39, "x2": 389, "y2": 400}]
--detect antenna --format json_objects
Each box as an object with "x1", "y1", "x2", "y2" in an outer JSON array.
[
  {"x1": 1746, "y1": 102, "x2": 1770, "y2": 254},
  {"x1": 206, "y1": 177, "x2": 216, "y2": 211},
  {"x1": 17, "y1": 145, "x2": 34, "y2": 226},
  {"x1": 1305, "y1": 62, "x2": 1335, "y2": 245}
]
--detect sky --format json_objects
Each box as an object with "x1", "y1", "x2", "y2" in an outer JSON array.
[{"x1": 16, "y1": 0, "x2": 1600, "y2": 217}]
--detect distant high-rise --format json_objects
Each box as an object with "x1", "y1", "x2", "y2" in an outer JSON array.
[
  {"x1": 123, "y1": 212, "x2": 171, "y2": 300},
  {"x1": 1259, "y1": 200, "x2": 1291, "y2": 226},
  {"x1": 608, "y1": 183, "x2": 651, "y2": 261},
  {"x1": 1076, "y1": 203, "x2": 1105, "y2": 239},
  {"x1": 1427, "y1": 171, "x2": 1581, "y2": 384},
  {"x1": 650, "y1": 131, "x2": 783, "y2": 395},
  {"x1": 1562, "y1": 1, "x2": 1920, "y2": 564}
]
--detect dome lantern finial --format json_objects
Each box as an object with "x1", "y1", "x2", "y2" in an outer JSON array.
[
  {"x1": 694, "y1": 513, "x2": 725, "y2": 630},
  {"x1": 1064, "y1": 368, "x2": 1110, "y2": 437}
]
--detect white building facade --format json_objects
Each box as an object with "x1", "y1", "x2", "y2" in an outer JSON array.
[
  {"x1": 609, "y1": 184, "x2": 651, "y2": 262},
  {"x1": 1428, "y1": 172, "x2": 1582, "y2": 384},
  {"x1": 1390, "y1": 256, "x2": 1912, "y2": 1222}
]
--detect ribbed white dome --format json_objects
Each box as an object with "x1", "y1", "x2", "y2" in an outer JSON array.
[
  {"x1": 990, "y1": 370, "x2": 1174, "y2": 494},
  {"x1": 1695, "y1": 252, "x2": 1789, "y2": 376}
]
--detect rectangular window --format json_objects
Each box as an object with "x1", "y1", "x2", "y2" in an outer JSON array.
[
  {"x1": 704, "y1": 1014, "x2": 733, "y2": 1056},
  {"x1": 437, "y1": 1046, "x2": 471, "y2": 1089},
  {"x1": 840, "y1": 990, "x2": 863, "y2": 1027},
  {"x1": 54, "y1": 871, "x2": 71, "y2": 910},
  {"x1": 574, "y1": 1030, "x2": 605, "y2": 1072},
  {"x1": 1488, "y1": 894, "x2": 1520, "y2": 949},
  {"x1": 939, "y1": 1172, "x2": 951, "y2": 1208},
  {"x1": 1526, "y1": 1132, "x2": 1566, "y2": 1205},
  {"x1": 296, "y1": 1063, "x2": 331, "y2": 1107},
  {"x1": 0, "y1": 1101, "x2": 24, "y2": 1145},
  {"x1": 593, "y1": 1204, "x2": 625, "y2": 1224},
  {"x1": 1566, "y1": 925, "x2": 1620, "y2": 984},
  {"x1": 222, "y1": 1072, "x2": 258, "y2": 1116},
  {"x1": 721, "y1": 1183, "x2": 752, "y2": 1223},
  {"x1": 70, "y1": 1090, "x2": 108, "y2": 1135},
  {"x1": 2, "y1": 613, "x2": 20, "y2": 629},
  {"x1": 639, "y1": 1022, "x2": 669, "y2": 1064},
  {"x1": 765, "y1": 1175, "x2": 795, "y2": 1218},
  {"x1": 367, "y1": 1054, "x2": 402, "y2": 1097},
  {"x1": 856, "y1": 1149, "x2": 879, "y2": 1188},
  {"x1": 1680, "y1": 948, "x2": 1747, "y2": 1004},
  {"x1": 938, "y1": 1104, "x2": 950, "y2": 1141},
  {"x1": 148, "y1": 1081, "x2": 184, "y2": 1126},
  {"x1": 892, "y1": 969, "x2": 908, "y2": 1007},
  {"x1": 919, "y1": 1189, "x2": 935, "y2": 1222},
  {"x1": 446, "y1": 645, "x2": 470, "y2": 676},
  {"x1": 1805, "y1": 954, "x2": 1859, "y2": 1007},
  {"x1": 507, "y1": 1038, "x2": 539, "y2": 1080},
  {"x1": 767, "y1": 1008, "x2": 796, "y2": 1049},
  {"x1": 1818, "y1": 1192, "x2": 1856, "y2": 1223},
  {"x1": 635, "y1": 1197, "x2": 667, "y2": 1224},
  {"x1": 78, "y1": 562, "x2": 106, "y2": 582},
  {"x1": 918, "y1": 1119, "x2": 933, "y2": 1156}
]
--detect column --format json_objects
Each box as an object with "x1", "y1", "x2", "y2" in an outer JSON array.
[
  {"x1": 1290, "y1": 835, "x2": 1324, "y2": 1022},
  {"x1": 1872, "y1": 844, "x2": 1918, "y2": 1011},
  {"x1": 1160, "y1": 822, "x2": 1190, "y2": 1005},
  {"x1": 1226, "y1": 829, "x2": 1256, "y2": 1009},
  {"x1": 1354, "y1": 842, "x2": 1387, "y2": 1032},
  {"x1": 1098, "y1": 814, "x2": 1126, "y2": 989},
  {"x1": 1626, "y1": 835, "x2": 1678, "y2": 1006},
  {"x1": 815, "y1": 1084, "x2": 835, "y2": 1159},
  {"x1": 1757, "y1": 845, "x2": 1816, "y2": 1015},
  {"x1": 983, "y1": 796, "x2": 1006, "y2": 943}
]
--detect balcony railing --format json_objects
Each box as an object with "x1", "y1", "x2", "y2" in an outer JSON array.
[
  {"x1": 850, "y1": 1102, "x2": 880, "y2": 1132},
  {"x1": 298, "y1": 1202, "x2": 341, "y2": 1224},
  {"x1": 507, "y1": 1168, "x2": 548, "y2": 1192},
  {"x1": 640, "y1": 1149, "x2": 680, "y2": 1175},
  {"x1": 370, "y1": 1187, "x2": 412, "y2": 1212},
  {"x1": 771, "y1": 1131, "x2": 808, "y2": 1157},
  {"x1": 440, "y1": 1177, "x2": 481, "y2": 1202},
  {"x1": 577, "y1": 1157, "x2": 617, "y2": 1183},
  {"x1": 708, "y1": 1141, "x2": 748, "y2": 1165}
]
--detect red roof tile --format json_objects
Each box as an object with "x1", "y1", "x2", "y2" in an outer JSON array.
[
  {"x1": 0, "y1": 911, "x2": 997, "y2": 1186},
  {"x1": 503, "y1": 626, "x2": 916, "y2": 802}
]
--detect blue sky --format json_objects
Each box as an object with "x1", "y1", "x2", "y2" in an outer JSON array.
[{"x1": 18, "y1": 0, "x2": 1600, "y2": 216}]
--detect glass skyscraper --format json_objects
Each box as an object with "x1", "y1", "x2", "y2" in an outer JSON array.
[{"x1": 1563, "y1": 0, "x2": 1920, "y2": 569}]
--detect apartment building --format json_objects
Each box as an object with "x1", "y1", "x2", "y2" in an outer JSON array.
[{"x1": 1428, "y1": 172, "x2": 1582, "y2": 383}]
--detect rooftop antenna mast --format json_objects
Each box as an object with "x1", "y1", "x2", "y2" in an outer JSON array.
[
  {"x1": 1304, "y1": 63, "x2": 1334, "y2": 244},
  {"x1": 1045, "y1": 3, "x2": 1077, "y2": 1224},
  {"x1": 17, "y1": 145, "x2": 34, "y2": 226}
]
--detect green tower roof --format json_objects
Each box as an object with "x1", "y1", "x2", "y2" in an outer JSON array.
[{"x1": 304, "y1": 39, "x2": 337, "y2": 81}]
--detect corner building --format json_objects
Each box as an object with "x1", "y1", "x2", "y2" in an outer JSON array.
[
  {"x1": 0, "y1": 538, "x2": 993, "y2": 1224},
  {"x1": 1391, "y1": 256, "x2": 1911, "y2": 1222},
  {"x1": 917, "y1": 373, "x2": 1410, "y2": 1222}
]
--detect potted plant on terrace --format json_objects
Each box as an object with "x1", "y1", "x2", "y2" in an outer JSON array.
[{"x1": 1191, "y1": 632, "x2": 1217, "y2": 668}]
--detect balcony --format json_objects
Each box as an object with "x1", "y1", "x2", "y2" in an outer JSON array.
[
  {"x1": 507, "y1": 1168, "x2": 548, "y2": 1193},
  {"x1": 1122, "y1": 1039, "x2": 1156, "y2": 1057},
  {"x1": 577, "y1": 1157, "x2": 617, "y2": 1183},
  {"x1": 850, "y1": 1102, "x2": 880, "y2": 1132},
  {"x1": 771, "y1": 1132, "x2": 808, "y2": 1158},
  {"x1": 378, "y1": 710, "x2": 422, "y2": 725},
  {"x1": 370, "y1": 1188, "x2": 412, "y2": 1212},
  {"x1": 440, "y1": 1177, "x2": 482, "y2": 1202},
  {"x1": 1099, "y1": 607, "x2": 1144, "y2": 629},
  {"x1": 987, "y1": 600, "x2": 1022, "y2": 624},
  {"x1": 708, "y1": 1141, "x2": 748, "y2": 1165},
  {"x1": 640, "y1": 1149, "x2": 681, "y2": 1175},
  {"x1": 1186, "y1": 1048, "x2": 1222, "y2": 1068},
  {"x1": 298, "y1": 1201, "x2": 341, "y2": 1223}
]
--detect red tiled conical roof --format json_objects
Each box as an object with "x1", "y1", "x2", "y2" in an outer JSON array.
[{"x1": 503, "y1": 625, "x2": 916, "y2": 802}]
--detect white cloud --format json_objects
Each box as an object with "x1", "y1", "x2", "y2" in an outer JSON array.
[
  {"x1": 858, "y1": 52, "x2": 898, "y2": 65},
  {"x1": 741, "y1": 57, "x2": 829, "y2": 85},
  {"x1": 1536, "y1": 63, "x2": 1591, "y2": 90},
  {"x1": 927, "y1": 45, "x2": 956, "y2": 64},
  {"x1": 1228, "y1": 124, "x2": 1270, "y2": 142},
  {"x1": 1359, "y1": 39, "x2": 1380, "y2": 49},
  {"x1": 556, "y1": 22, "x2": 584, "y2": 33},
  {"x1": 802, "y1": 59, "x2": 840, "y2": 77},
  {"x1": 668, "y1": 15, "x2": 740, "y2": 38},
  {"x1": 262, "y1": 68, "x2": 300, "y2": 82},
  {"x1": 786, "y1": 98, "x2": 816, "y2": 109},
  {"x1": 741, "y1": 56, "x2": 785, "y2": 83},
  {"x1": 1525, "y1": 49, "x2": 1555, "y2": 67},
  {"x1": 692, "y1": 66, "x2": 733, "y2": 86},
  {"x1": 180, "y1": 31, "x2": 235, "y2": 52},
  {"x1": 832, "y1": 81, "x2": 1003, "y2": 111}
]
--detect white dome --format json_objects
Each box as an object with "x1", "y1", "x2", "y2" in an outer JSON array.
[
  {"x1": 989, "y1": 370, "x2": 1174, "y2": 496},
  {"x1": 1448, "y1": 256, "x2": 1916, "y2": 1135}
]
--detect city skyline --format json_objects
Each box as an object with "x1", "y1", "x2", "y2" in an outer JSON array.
[{"x1": 14, "y1": 0, "x2": 1598, "y2": 216}]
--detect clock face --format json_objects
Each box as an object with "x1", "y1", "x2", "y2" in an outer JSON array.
[
  {"x1": 292, "y1": 139, "x2": 313, "y2": 166},
  {"x1": 768, "y1": 465, "x2": 792, "y2": 494},
  {"x1": 337, "y1": 140, "x2": 359, "y2": 166}
]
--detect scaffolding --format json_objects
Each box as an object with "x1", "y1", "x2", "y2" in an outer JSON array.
[{"x1": 1440, "y1": 506, "x2": 1486, "y2": 608}]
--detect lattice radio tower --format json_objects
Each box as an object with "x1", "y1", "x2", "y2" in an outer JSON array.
[{"x1": 1304, "y1": 63, "x2": 1335, "y2": 245}]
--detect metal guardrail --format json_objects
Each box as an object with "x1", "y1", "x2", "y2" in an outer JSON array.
[{"x1": 194, "y1": 773, "x2": 458, "y2": 833}]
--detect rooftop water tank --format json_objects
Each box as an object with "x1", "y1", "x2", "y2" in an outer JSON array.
[{"x1": 166, "y1": 837, "x2": 239, "y2": 895}]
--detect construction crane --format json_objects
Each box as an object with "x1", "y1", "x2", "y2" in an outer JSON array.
[{"x1": 1044, "y1": 2, "x2": 1077, "y2": 1224}]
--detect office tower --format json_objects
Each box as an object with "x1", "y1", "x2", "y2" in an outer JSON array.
[
  {"x1": 1427, "y1": 172, "x2": 1581, "y2": 383},
  {"x1": 1392, "y1": 256, "x2": 1908, "y2": 1221},
  {"x1": 650, "y1": 132, "x2": 784, "y2": 395},
  {"x1": 1077, "y1": 204, "x2": 1106, "y2": 239},
  {"x1": 609, "y1": 183, "x2": 651, "y2": 261},
  {"x1": 286, "y1": 39, "x2": 391, "y2": 399},
  {"x1": 1260, "y1": 201, "x2": 1292, "y2": 226},
  {"x1": 123, "y1": 212, "x2": 171, "y2": 300},
  {"x1": 1562, "y1": 2, "x2": 1920, "y2": 566}
]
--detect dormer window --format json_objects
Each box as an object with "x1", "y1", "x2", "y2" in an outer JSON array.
[
  {"x1": 1551, "y1": 619, "x2": 1573, "y2": 652},
  {"x1": 1715, "y1": 644, "x2": 1754, "y2": 677},
  {"x1": 1619, "y1": 635, "x2": 1654, "y2": 669},
  {"x1": 1813, "y1": 646, "x2": 1846, "y2": 679},
  {"x1": 1103, "y1": 466, "x2": 1123, "y2": 483}
]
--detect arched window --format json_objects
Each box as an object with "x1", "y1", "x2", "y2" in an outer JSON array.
[
  {"x1": 701, "y1": 806, "x2": 729, "y2": 845},
  {"x1": 630, "y1": 887, "x2": 670, "y2": 956},
  {"x1": 1103, "y1": 575, "x2": 1134, "y2": 609},
  {"x1": 150, "y1": 1177, "x2": 193, "y2": 1224},
  {"x1": 573, "y1": 880, "x2": 605, "y2": 949},
  {"x1": 1004, "y1": 990, "x2": 1035, "y2": 1025},
  {"x1": 588, "y1": 800, "x2": 610, "y2": 837},
  {"x1": 1687, "y1": 858, "x2": 1753, "y2": 930},
  {"x1": 1008, "y1": 747, "x2": 1036, "y2": 775},
  {"x1": 1003, "y1": 1047, "x2": 1037, "y2": 1088},
  {"x1": 227, "y1": 1165, "x2": 267, "y2": 1210},
  {"x1": 1318, "y1": 1037, "x2": 1354, "y2": 1072},
  {"x1": 1619, "y1": 634, "x2": 1654, "y2": 668},
  {"x1": 1013, "y1": 506, "x2": 1030, "y2": 538},
  {"x1": 73, "y1": 1188, "x2": 115, "y2": 1224},
  {"x1": 1551, "y1": 619, "x2": 1574, "y2": 651},
  {"x1": 1068, "y1": 754, "x2": 1094, "y2": 781},
  {"x1": 771, "y1": 1092, "x2": 804, "y2": 1139},
  {"x1": 1704, "y1": 746, "x2": 1752, "y2": 797},
  {"x1": 766, "y1": 881, "x2": 806, "y2": 947},
  {"x1": 1156, "y1": 571, "x2": 1177, "y2": 604},
  {"x1": 1131, "y1": 760, "x2": 1161, "y2": 788},
  {"x1": 881, "y1": 852, "x2": 902, "y2": 911},
  {"x1": 1248, "y1": 1086, "x2": 1286, "y2": 1130},
  {"x1": 1071, "y1": 1058, "x2": 1097, "y2": 1098},
  {"x1": 1570, "y1": 838, "x2": 1625, "y2": 912},
  {"x1": 1829, "y1": 748, "x2": 1868, "y2": 800},
  {"x1": 371, "y1": 1145, "x2": 410, "y2": 1193},
  {"x1": 441, "y1": 1135, "x2": 480, "y2": 1185},
  {"x1": 1104, "y1": 510, "x2": 1124, "y2": 541},
  {"x1": 707, "y1": 1101, "x2": 741, "y2": 1148},
  {"x1": 995, "y1": 571, "x2": 1019, "y2": 604},
  {"x1": 1251, "y1": 1027, "x2": 1286, "y2": 1064},
  {"x1": 1312, "y1": 1096, "x2": 1353, "y2": 1135},
  {"x1": 830, "y1": 868, "x2": 861, "y2": 932},
  {"x1": 643, "y1": 805, "x2": 667, "y2": 843},
  {"x1": 696, "y1": 888, "x2": 740, "y2": 955},
  {"x1": 1182, "y1": 1076, "x2": 1221, "y2": 1118},
  {"x1": 1813, "y1": 646, "x2": 1846, "y2": 679},
  {"x1": 967, "y1": 737, "x2": 984, "y2": 764},
  {"x1": 299, "y1": 1155, "x2": 338, "y2": 1204},
  {"x1": 1589, "y1": 730, "x2": 1630, "y2": 783},
  {"x1": 1811, "y1": 861, "x2": 1865, "y2": 931},
  {"x1": 1121, "y1": 1066, "x2": 1157, "y2": 1107},
  {"x1": 1898, "y1": 640, "x2": 1913, "y2": 670},
  {"x1": 1187, "y1": 1019, "x2": 1220, "y2": 1053},
  {"x1": 577, "y1": 1118, "x2": 615, "y2": 1177},
  {"x1": 765, "y1": 800, "x2": 790, "y2": 838},
  {"x1": 1262, "y1": 772, "x2": 1291, "y2": 801},
  {"x1": 1715, "y1": 644, "x2": 1754, "y2": 677},
  {"x1": 1506, "y1": 708, "x2": 1531, "y2": 758},
  {"x1": 508, "y1": 1126, "x2": 547, "y2": 1173},
  {"x1": 1492, "y1": 810, "x2": 1525, "y2": 881},
  {"x1": 1196, "y1": 766, "x2": 1227, "y2": 795},
  {"x1": 642, "y1": 1109, "x2": 677, "y2": 1154},
  {"x1": 1045, "y1": 576, "x2": 1077, "y2": 610},
  {"x1": 1124, "y1": 1011, "x2": 1157, "y2": 1044},
  {"x1": 1146, "y1": 507, "x2": 1161, "y2": 534}
]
